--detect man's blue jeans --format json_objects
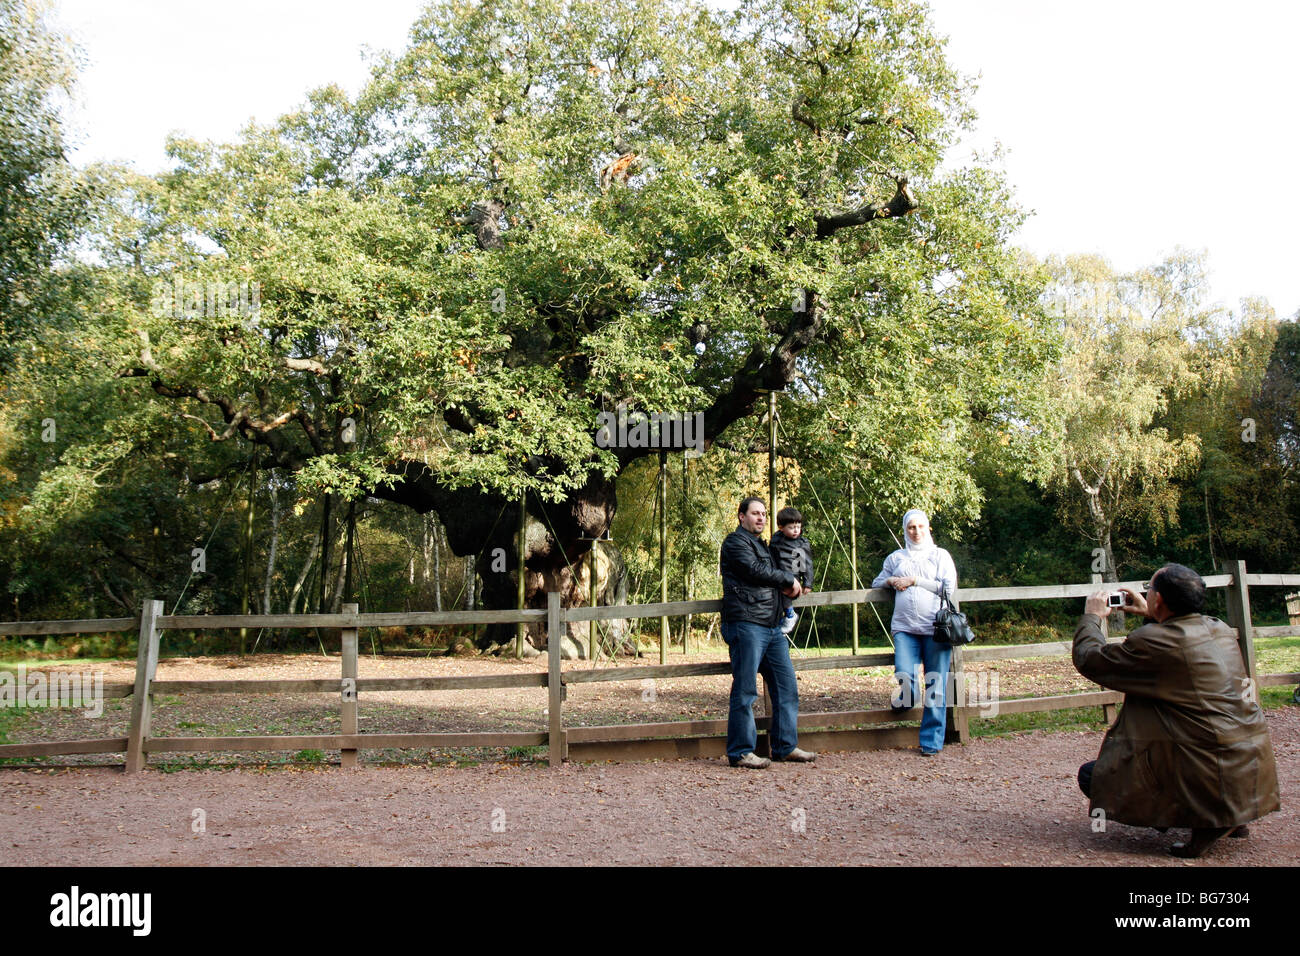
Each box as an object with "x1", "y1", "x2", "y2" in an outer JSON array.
[
  {"x1": 722, "y1": 619, "x2": 800, "y2": 760},
  {"x1": 892, "y1": 631, "x2": 952, "y2": 753}
]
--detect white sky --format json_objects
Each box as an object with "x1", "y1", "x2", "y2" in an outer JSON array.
[{"x1": 53, "y1": 0, "x2": 1300, "y2": 317}]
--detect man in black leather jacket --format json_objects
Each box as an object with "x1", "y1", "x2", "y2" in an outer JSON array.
[{"x1": 719, "y1": 497, "x2": 816, "y2": 768}]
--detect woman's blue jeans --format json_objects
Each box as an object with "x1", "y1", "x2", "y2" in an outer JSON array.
[
  {"x1": 721, "y1": 619, "x2": 800, "y2": 759},
  {"x1": 892, "y1": 631, "x2": 952, "y2": 753}
]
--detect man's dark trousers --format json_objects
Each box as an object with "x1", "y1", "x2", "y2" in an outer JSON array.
[
  {"x1": 1078, "y1": 760, "x2": 1095, "y2": 797},
  {"x1": 722, "y1": 619, "x2": 799, "y2": 760}
]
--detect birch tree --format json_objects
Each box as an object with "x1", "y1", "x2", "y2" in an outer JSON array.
[{"x1": 1044, "y1": 251, "x2": 1226, "y2": 580}]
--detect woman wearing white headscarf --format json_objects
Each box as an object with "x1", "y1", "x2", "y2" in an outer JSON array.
[{"x1": 871, "y1": 509, "x2": 959, "y2": 754}]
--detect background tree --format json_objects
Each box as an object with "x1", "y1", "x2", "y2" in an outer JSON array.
[
  {"x1": 1042, "y1": 250, "x2": 1231, "y2": 582},
  {"x1": 0, "y1": 0, "x2": 93, "y2": 370}
]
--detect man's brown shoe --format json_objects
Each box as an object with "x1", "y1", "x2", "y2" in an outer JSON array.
[
  {"x1": 772, "y1": 747, "x2": 816, "y2": 763},
  {"x1": 729, "y1": 752, "x2": 771, "y2": 769}
]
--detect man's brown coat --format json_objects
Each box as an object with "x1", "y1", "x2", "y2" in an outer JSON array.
[{"x1": 1073, "y1": 612, "x2": 1280, "y2": 828}]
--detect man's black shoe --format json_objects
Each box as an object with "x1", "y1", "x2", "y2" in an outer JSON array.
[{"x1": 1170, "y1": 826, "x2": 1233, "y2": 858}]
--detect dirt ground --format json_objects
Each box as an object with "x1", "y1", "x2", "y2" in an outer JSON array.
[
  {"x1": 0, "y1": 709, "x2": 1294, "y2": 866},
  {"x1": 0, "y1": 651, "x2": 1295, "y2": 866}
]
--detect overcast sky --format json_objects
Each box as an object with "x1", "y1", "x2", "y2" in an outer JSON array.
[{"x1": 52, "y1": 0, "x2": 1300, "y2": 317}]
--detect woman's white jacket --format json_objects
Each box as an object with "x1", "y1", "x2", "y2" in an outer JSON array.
[{"x1": 871, "y1": 547, "x2": 958, "y2": 637}]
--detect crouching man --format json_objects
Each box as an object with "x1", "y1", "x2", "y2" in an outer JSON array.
[{"x1": 1073, "y1": 563, "x2": 1280, "y2": 857}]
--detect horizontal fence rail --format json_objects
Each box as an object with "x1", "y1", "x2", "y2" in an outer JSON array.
[
  {"x1": 0, "y1": 576, "x2": 1241, "y2": 637},
  {"x1": 0, "y1": 617, "x2": 138, "y2": 637},
  {"x1": 1, "y1": 563, "x2": 1297, "y2": 769}
]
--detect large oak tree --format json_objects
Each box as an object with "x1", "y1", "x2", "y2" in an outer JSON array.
[{"x1": 21, "y1": 0, "x2": 1056, "y2": 645}]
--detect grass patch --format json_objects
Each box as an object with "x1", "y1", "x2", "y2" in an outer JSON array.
[
  {"x1": 839, "y1": 666, "x2": 894, "y2": 678},
  {"x1": 1262, "y1": 685, "x2": 1299, "y2": 710},
  {"x1": 0, "y1": 700, "x2": 37, "y2": 762},
  {"x1": 971, "y1": 705, "x2": 1110, "y2": 739},
  {"x1": 504, "y1": 744, "x2": 546, "y2": 760},
  {"x1": 972, "y1": 681, "x2": 1296, "y2": 741},
  {"x1": 1255, "y1": 635, "x2": 1300, "y2": 675},
  {"x1": 791, "y1": 643, "x2": 894, "y2": 656},
  {"x1": 292, "y1": 748, "x2": 326, "y2": 763},
  {"x1": 153, "y1": 756, "x2": 225, "y2": 773},
  {"x1": 0, "y1": 656, "x2": 127, "y2": 671}
]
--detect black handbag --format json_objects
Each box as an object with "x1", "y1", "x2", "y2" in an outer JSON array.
[{"x1": 933, "y1": 588, "x2": 975, "y2": 645}]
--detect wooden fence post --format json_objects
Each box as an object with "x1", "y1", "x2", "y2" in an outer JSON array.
[
  {"x1": 1224, "y1": 559, "x2": 1257, "y2": 686},
  {"x1": 946, "y1": 644, "x2": 970, "y2": 745},
  {"x1": 945, "y1": 585, "x2": 970, "y2": 745},
  {"x1": 125, "y1": 599, "x2": 162, "y2": 773},
  {"x1": 341, "y1": 602, "x2": 359, "y2": 769},
  {"x1": 1089, "y1": 571, "x2": 1120, "y2": 724},
  {"x1": 547, "y1": 591, "x2": 565, "y2": 766},
  {"x1": 659, "y1": 449, "x2": 669, "y2": 664},
  {"x1": 1090, "y1": 571, "x2": 1108, "y2": 639}
]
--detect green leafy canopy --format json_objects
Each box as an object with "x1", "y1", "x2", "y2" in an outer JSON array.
[{"x1": 19, "y1": 0, "x2": 1057, "y2": 531}]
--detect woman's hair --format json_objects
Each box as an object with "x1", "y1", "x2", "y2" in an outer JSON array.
[
  {"x1": 776, "y1": 506, "x2": 804, "y2": 527},
  {"x1": 1152, "y1": 563, "x2": 1205, "y2": 616}
]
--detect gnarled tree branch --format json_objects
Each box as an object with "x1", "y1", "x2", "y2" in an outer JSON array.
[{"x1": 815, "y1": 177, "x2": 917, "y2": 239}]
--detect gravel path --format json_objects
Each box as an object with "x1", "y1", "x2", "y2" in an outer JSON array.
[{"x1": 2, "y1": 708, "x2": 1294, "y2": 866}]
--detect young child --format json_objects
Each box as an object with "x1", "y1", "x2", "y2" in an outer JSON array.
[{"x1": 770, "y1": 507, "x2": 814, "y2": 635}]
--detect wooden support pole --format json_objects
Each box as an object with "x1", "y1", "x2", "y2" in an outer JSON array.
[
  {"x1": 319, "y1": 492, "x2": 332, "y2": 613},
  {"x1": 547, "y1": 591, "x2": 565, "y2": 766},
  {"x1": 340, "y1": 602, "x2": 358, "y2": 769},
  {"x1": 516, "y1": 489, "x2": 527, "y2": 659},
  {"x1": 240, "y1": 449, "x2": 256, "y2": 655},
  {"x1": 1224, "y1": 558, "x2": 1257, "y2": 684},
  {"x1": 767, "y1": 391, "x2": 777, "y2": 517},
  {"x1": 659, "y1": 449, "x2": 668, "y2": 664},
  {"x1": 682, "y1": 452, "x2": 691, "y2": 655},
  {"x1": 125, "y1": 599, "x2": 163, "y2": 773},
  {"x1": 588, "y1": 543, "x2": 598, "y2": 663},
  {"x1": 850, "y1": 473, "x2": 859, "y2": 655}
]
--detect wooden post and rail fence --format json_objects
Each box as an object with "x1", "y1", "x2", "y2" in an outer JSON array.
[{"x1": 2, "y1": 559, "x2": 1298, "y2": 772}]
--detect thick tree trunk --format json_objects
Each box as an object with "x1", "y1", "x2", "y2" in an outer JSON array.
[{"x1": 381, "y1": 471, "x2": 620, "y2": 651}]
